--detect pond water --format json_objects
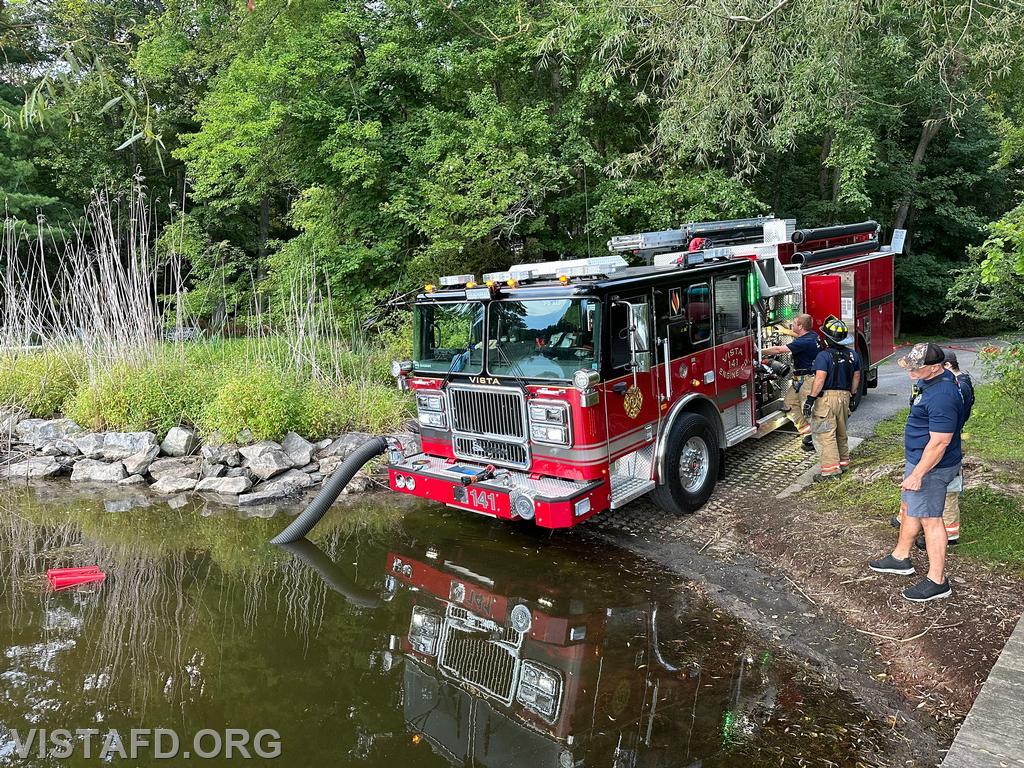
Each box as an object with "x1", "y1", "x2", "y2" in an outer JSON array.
[{"x1": 0, "y1": 484, "x2": 894, "y2": 767}]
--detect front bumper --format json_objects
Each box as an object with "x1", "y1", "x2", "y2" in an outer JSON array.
[{"x1": 387, "y1": 453, "x2": 608, "y2": 528}]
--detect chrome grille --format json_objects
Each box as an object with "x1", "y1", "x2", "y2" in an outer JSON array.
[
  {"x1": 447, "y1": 385, "x2": 526, "y2": 441},
  {"x1": 438, "y1": 607, "x2": 522, "y2": 705},
  {"x1": 453, "y1": 437, "x2": 529, "y2": 469}
]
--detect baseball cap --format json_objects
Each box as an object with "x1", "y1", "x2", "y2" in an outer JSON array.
[
  {"x1": 943, "y1": 349, "x2": 959, "y2": 369},
  {"x1": 897, "y1": 342, "x2": 945, "y2": 370}
]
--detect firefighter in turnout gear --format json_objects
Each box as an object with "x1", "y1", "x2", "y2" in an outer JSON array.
[
  {"x1": 762, "y1": 313, "x2": 820, "y2": 452},
  {"x1": 803, "y1": 316, "x2": 862, "y2": 482}
]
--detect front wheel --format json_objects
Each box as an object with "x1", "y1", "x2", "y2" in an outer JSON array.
[{"x1": 649, "y1": 412, "x2": 721, "y2": 515}]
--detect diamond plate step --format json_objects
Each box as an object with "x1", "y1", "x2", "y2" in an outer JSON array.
[{"x1": 609, "y1": 475, "x2": 656, "y2": 509}]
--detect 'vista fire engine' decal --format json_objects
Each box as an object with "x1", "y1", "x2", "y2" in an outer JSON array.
[{"x1": 623, "y1": 386, "x2": 643, "y2": 418}]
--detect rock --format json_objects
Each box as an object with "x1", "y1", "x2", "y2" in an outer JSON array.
[
  {"x1": 238, "y1": 440, "x2": 282, "y2": 462},
  {"x1": 0, "y1": 407, "x2": 27, "y2": 434},
  {"x1": 200, "y1": 462, "x2": 225, "y2": 479},
  {"x1": 40, "y1": 444, "x2": 62, "y2": 456},
  {"x1": 15, "y1": 418, "x2": 82, "y2": 449},
  {"x1": 118, "y1": 474, "x2": 148, "y2": 486},
  {"x1": 54, "y1": 439, "x2": 81, "y2": 456},
  {"x1": 3, "y1": 456, "x2": 63, "y2": 479},
  {"x1": 71, "y1": 459, "x2": 127, "y2": 483},
  {"x1": 195, "y1": 476, "x2": 252, "y2": 495},
  {"x1": 247, "y1": 449, "x2": 293, "y2": 481},
  {"x1": 103, "y1": 494, "x2": 151, "y2": 513},
  {"x1": 308, "y1": 472, "x2": 323, "y2": 485},
  {"x1": 299, "y1": 461, "x2": 319, "y2": 473},
  {"x1": 102, "y1": 431, "x2": 159, "y2": 461},
  {"x1": 160, "y1": 427, "x2": 200, "y2": 457},
  {"x1": 225, "y1": 466, "x2": 253, "y2": 479},
  {"x1": 259, "y1": 468, "x2": 314, "y2": 493},
  {"x1": 281, "y1": 431, "x2": 315, "y2": 467},
  {"x1": 318, "y1": 433, "x2": 372, "y2": 460},
  {"x1": 315, "y1": 438, "x2": 333, "y2": 451},
  {"x1": 319, "y1": 454, "x2": 344, "y2": 477},
  {"x1": 72, "y1": 433, "x2": 107, "y2": 459},
  {"x1": 201, "y1": 443, "x2": 242, "y2": 467},
  {"x1": 151, "y1": 476, "x2": 197, "y2": 494},
  {"x1": 238, "y1": 469, "x2": 313, "y2": 505},
  {"x1": 148, "y1": 457, "x2": 201, "y2": 481},
  {"x1": 123, "y1": 445, "x2": 160, "y2": 476},
  {"x1": 340, "y1": 471, "x2": 373, "y2": 495}
]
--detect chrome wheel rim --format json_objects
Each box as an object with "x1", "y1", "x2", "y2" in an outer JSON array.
[{"x1": 679, "y1": 436, "x2": 710, "y2": 493}]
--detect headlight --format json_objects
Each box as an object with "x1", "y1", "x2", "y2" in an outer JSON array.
[
  {"x1": 529, "y1": 404, "x2": 566, "y2": 424},
  {"x1": 531, "y1": 424, "x2": 568, "y2": 444},
  {"x1": 528, "y1": 401, "x2": 571, "y2": 445},
  {"x1": 517, "y1": 661, "x2": 562, "y2": 720},
  {"x1": 418, "y1": 411, "x2": 447, "y2": 428},
  {"x1": 408, "y1": 606, "x2": 441, "y2": 656},
  {"x1": 572, "y1": 369, "x2": 600, "y2": 390},
  {"x1": 416, "y1": 393, "x2": 444, "y2": 412}
]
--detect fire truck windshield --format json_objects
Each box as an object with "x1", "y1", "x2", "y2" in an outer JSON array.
[
  {"x1": 488, "y1": 298, "x2": 599, "y2": 381},
  {"x1": 413, "y1": 301, "x2": 485, "y2": 374}
]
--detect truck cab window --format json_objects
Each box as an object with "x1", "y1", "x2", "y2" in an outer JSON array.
[
  {"x1": 713, "y1": 273, "x2": 748, "y2": 344},
  {"x1": 609, "y1": 301, "x2": 632, "y2": 369},
  {"x1": 687, "y1": 284, "x2": 712, "y2": 346}
]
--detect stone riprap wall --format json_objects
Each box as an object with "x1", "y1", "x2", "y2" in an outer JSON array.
[{"x1": 0, "y1": 410, "x2": 418, "y2": 506}]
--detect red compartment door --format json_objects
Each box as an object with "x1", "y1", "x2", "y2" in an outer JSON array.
[{"x1": 803, "y1": 275, "x2": 841, "y2": 331}]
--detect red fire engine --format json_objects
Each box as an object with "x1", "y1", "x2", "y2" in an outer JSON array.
[{"x1": 387, "y1": 216, "x2": 895, "y2": 528}]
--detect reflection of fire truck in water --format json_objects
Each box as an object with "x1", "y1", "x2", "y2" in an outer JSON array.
[
  {"x1": 283, "y1": 534, "x2": 799, "y2": 766},
  {"x1": 386, "y1": 216, "x2": 896, "y2": 528},
  {"x1": 378, "y1": 538, "x2": 789, "y2": 767}
]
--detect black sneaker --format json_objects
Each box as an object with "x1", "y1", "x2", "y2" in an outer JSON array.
[
  {"x1": 868, "y1": 554, "x2": 915, "y2": 576},
  {"x1": 801, "y1": 436, "x2": 815, "y2": 452},
  {"x1": 812, "y1": 472, "x2": 840, "y2": 484},
  {"x1": 890, "y1": 514, "x2": 901, "y2": 529},
  {"x1": 902, "y1": 577, "x2": 952, "y2": 602}
]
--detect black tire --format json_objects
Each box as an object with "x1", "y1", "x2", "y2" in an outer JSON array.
[{"x1": 649, "y1": 412, "x2": 721, "y2": 515}]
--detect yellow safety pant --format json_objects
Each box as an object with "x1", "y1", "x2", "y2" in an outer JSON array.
[
  {"x1": 811, "y1": 390, "x2": 850, "y2": 476},
  {"x1": 783, "y1": 375, "x2": 812, "y2": 436}
]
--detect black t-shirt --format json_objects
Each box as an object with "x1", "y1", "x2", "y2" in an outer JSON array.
[{"x1": 786, "y1": 332, "x2": 820, "y2": 372}]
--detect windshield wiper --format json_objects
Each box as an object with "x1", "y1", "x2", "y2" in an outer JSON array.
[{"x1": 490, "y1": 315, "x2": 532, "y2": 395}]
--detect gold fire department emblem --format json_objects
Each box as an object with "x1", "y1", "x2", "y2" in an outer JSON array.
[{"x1": 623, "y1": 385, "x2": 643, "y2": 419}]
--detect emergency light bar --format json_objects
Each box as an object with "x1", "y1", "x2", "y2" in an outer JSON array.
[
  {"x1": 483, "y1": 255, "x2": 628, "y2": 285},
  {"x1": 439, "y1": 273, "x2": 476, "y2": 287}
]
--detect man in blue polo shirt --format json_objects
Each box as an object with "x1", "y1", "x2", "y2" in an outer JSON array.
[
  {"x1": 869, "y1": 343, "x2": 964, "y2": 602},
  {"x1": 762, "y1": 313, "x2": 819, "y2": 451}
]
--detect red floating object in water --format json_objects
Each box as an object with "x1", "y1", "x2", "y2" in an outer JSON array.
[{"x1": 47, "y1": 566, "x2": 106, "y2": 591}]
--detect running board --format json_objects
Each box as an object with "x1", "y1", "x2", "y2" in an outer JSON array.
[
  {"x1": 724, "y1": 424, "x2": 756, "y2": 447},
  {"x1": 609, "y1": 476, "x2": 656, "y2": 509},
  {"x1": 754, "y1": 410, "x2": 790, "y2": 437}
]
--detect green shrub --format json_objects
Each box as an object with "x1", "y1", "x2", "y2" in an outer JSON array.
[
  {"x1": 0, "y1": 351, "x2": 83, "y2": 417},
  {"x1": 200, "y1": 368, "x2": 303, "y2": 442},
  {"x1": 65, "y1": 356, "x2": 212, "y2": 434}
]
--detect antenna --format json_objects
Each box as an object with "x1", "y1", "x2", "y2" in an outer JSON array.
[{"x1": 583, "y1": 161, "x2": 591, "y2": 258}]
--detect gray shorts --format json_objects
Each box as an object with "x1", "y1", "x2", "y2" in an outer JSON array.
[{"x1": 901, "y1": 462, "x2": 962, "y2": 518}]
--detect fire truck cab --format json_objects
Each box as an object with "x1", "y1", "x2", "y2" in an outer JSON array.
[{"x1": 387, "y1": 216, "x2": 895, "y2": 528}]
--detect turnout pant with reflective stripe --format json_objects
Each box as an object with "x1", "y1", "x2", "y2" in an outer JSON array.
[
  {"x1": 811, "y1": 390, "x2": 851, "y2": 476},
  {"x1": 783, "y1": 376, "x2": 812, "y2": 436}
]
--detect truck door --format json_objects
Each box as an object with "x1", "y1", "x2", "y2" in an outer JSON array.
[
  {"x1": 711, "y1": 271, "x2": 754, "y2": 416},
  {"x1": 803, "y1": 274, "x2": 841, "y2": 330},
  {"x1": 605, "y1": 292, "x2": 661, "y2": 461}
]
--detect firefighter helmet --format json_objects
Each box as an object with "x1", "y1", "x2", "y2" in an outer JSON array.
[{"x1": 821, "y1": 315, "x2": 851, "y2": 346}]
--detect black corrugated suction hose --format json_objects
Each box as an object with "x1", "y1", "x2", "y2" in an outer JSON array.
[
  {"x1": 277, "y1": 538, "x2": 382, "y2": 608},
  {"x1": 269, "y1": 436, "x2": 388, "y2": 545}
]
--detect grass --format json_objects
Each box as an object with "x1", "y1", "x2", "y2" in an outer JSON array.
[{"x1": 811, "y1": 382, "x2": 1024, "y2": 572}]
